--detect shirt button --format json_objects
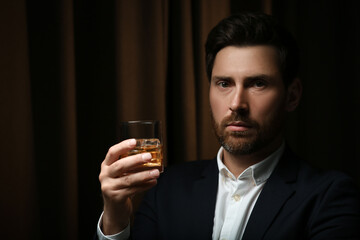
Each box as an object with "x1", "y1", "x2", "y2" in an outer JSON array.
[{"x1": 233, "y1": 194, "x2": 241, "y2": 201}]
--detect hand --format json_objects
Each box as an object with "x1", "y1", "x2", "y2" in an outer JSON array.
[{"x1": 99, "y1": 139, "x2": 160, "y2": 235}]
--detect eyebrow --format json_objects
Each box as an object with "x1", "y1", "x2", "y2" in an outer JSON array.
[
  {"x1": 211, "y1": 76, "x2": 233, "y2": 82},
  {"x1": 245, "y1": 74, "x2": 272, "y2": 81},
  {"x1": 212, "y1": 74, "x2": 272, "y2": 82}
]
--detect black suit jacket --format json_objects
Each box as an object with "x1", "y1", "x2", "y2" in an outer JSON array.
[{"x1": 132, "y1": 147, "x2": 360, "y2": 239}]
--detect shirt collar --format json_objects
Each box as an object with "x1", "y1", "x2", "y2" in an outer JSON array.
[{"x1": 216, "y1": 143, "x2": 285, "y2": 185}]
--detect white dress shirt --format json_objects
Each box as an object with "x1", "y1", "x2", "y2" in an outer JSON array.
[
  {"x1": 97, "y1": 211, "x2": 130, "y2": 240},
  {"x1": 97, "y1": 144, "x2": 284, "y2": 240},
  {"x1": 212, "y1": 144, "x2": 284, "y2": 240}
]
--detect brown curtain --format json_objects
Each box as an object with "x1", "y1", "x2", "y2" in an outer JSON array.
[
  {"x1": 0, "y1": 1, "x2": 39, "y2": 238},
  {"x1": 1, "y1": 0, "x2": 359, "y2": 239}
]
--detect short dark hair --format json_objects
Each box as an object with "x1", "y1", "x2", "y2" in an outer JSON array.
[{"x1": 205, "y1": 12, "x2": 299, "y2": 86}]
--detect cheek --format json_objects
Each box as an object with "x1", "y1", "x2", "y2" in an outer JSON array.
[{"x1": 251, "y1": 93, "x2": 285, "y2": 121}]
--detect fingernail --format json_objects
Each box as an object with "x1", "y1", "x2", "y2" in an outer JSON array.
[
  {"x1": 150, "y1": 169, "x2": 160, "y2": 176},
  {"x1": 142, "y1": 153, "x2": 152, "y2": 161},
  {"x1": 129, "y1": 139, "x2": 136, "y2": 146}
]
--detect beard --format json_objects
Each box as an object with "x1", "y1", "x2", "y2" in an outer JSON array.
[{"x1": 211, "y1": 109, "x2": 285, "y2": 156}]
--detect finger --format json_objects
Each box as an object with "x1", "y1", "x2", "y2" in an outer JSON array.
[
  {"x1": 102, "y1": 168, "x2": 160, "y2": 190},
  {"x1": 104, "y1": 179, "x2": 158, "y2": 202},
  {"x1": 117, "y1": 179, "x2": 158, "y2": 198},
  {"x1": 108, "y1": 152, "x2": 153, "y2": 177},
  {"x1": 99, "y1": 153, "x2": 153, "y2": 186},
  {"x1": 119, "y1": 169, "x2": 160, "y2": 188},
  {"x1": 101, "y1": 169, "x2": 160, "y2": 199},
  {"x1": 104, "y1": 139, "x2": 137, "y2": 165}
]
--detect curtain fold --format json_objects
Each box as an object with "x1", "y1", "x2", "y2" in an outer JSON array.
[
  {"x1": 25, "y1": 0, "x2": 79, "y2": 238},
  {"x1": 0, "y1": 1, "x2": 38, "y2": 239},
  {"x1": 59, "y1": 0, "x2": 78, "y2": 237},
  {"x1": 115, "y1": 0, "x2": 168, "y2": 137},
  {"x1": 167, "y1": 0, "x2": 200, "y2": 163}
]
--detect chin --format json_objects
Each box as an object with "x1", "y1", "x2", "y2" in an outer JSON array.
[{"x1": 221, "y1": 137, "x2": 258, "y2": 155}]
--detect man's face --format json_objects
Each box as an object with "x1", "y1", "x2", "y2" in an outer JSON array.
[{"x1": 209, "y1": 45, "x2": 288, "y2": 155}]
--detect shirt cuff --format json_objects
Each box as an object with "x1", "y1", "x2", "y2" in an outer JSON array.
[{"x1": 97, "y1": 211, "x2": 130, "y2": 240}]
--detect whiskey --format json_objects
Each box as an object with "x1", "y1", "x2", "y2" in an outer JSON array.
[{"x1": 121, "y1": 139, "x2": 163, "y2": 172}]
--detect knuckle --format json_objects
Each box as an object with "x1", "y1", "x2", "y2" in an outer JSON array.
[
  {"x1": 100, "y1": 182, "x2": 110, "y2": 193},
  {"x1": 140, "y1": 172, "x2": 150, "y2": 182},
  {"x1": 99, "y1": 165, "x2": 109, "y2": 181},
  {"x1": 107, "y1": 146, "x2": 117, "y2": 158},
  {"x1": 99, "y1": 171, "x2": 106, "y2": 182},
  {"x1": 123, "y1": 175, "x2": 132, "y2": 187},
  {"x1": 113, "y1": 161, "x2": 125, "y2": 173}
]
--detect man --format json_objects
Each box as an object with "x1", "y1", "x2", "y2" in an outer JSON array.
[{"x1": 97, "y1": 12, "x2": 360, "y2": 239}]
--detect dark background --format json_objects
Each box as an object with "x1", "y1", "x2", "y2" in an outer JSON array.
[{"x1": 1, "y1": 0, "x2": 359, "y2": 239}]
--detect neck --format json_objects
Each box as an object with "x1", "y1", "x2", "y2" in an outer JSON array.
[{"x1": 222, "y1": 136, "x2": 284, "y2": 178}]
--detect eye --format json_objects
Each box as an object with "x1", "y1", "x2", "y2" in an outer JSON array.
[
  {"x1": 251, "y1": 79, "x2": 269, "y2": 89},
  {"x1": 217, "y1": 81, "x2": 230, "y2": 88},
  {"x1": 254, "y1": 80, "x2": 266, "y2": 88}
]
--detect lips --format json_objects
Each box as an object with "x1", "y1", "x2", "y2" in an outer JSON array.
[{"x1": 225, "y1": 121, "x2": 252, "y2": 131}]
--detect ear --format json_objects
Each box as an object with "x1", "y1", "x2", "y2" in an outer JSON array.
[{"x1": 285, "y1": 77, "x2": 302, "y2": 112}]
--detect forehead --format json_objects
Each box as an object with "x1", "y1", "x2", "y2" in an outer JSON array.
[{"x1": 212, "y1": 45, "x2": 281, "y2": 79}]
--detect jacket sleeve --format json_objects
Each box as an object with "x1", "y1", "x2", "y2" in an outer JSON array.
[{"x1": 307, "y1": 173, "x2": 360, "y2": 240}]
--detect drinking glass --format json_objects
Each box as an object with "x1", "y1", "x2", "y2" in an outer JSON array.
[{"x1": 119, "y1": 120, "x2": 164, "y2": 172}]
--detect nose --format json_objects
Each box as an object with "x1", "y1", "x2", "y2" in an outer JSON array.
[{"x1": 229, "y1": 87, "x2": 248, "y2": 113}]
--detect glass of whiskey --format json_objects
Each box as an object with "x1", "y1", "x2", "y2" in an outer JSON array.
[{"x1": 119, "y1": 120, "x2": 164, "y2": 172}]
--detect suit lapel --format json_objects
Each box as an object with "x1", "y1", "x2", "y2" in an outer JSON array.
[
  {"x1": 242, "y1": 147, "x2": 299, "y2": 240},
  {"x1": 190, "y1": 158, "x2": 219, "y2": 239}
]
